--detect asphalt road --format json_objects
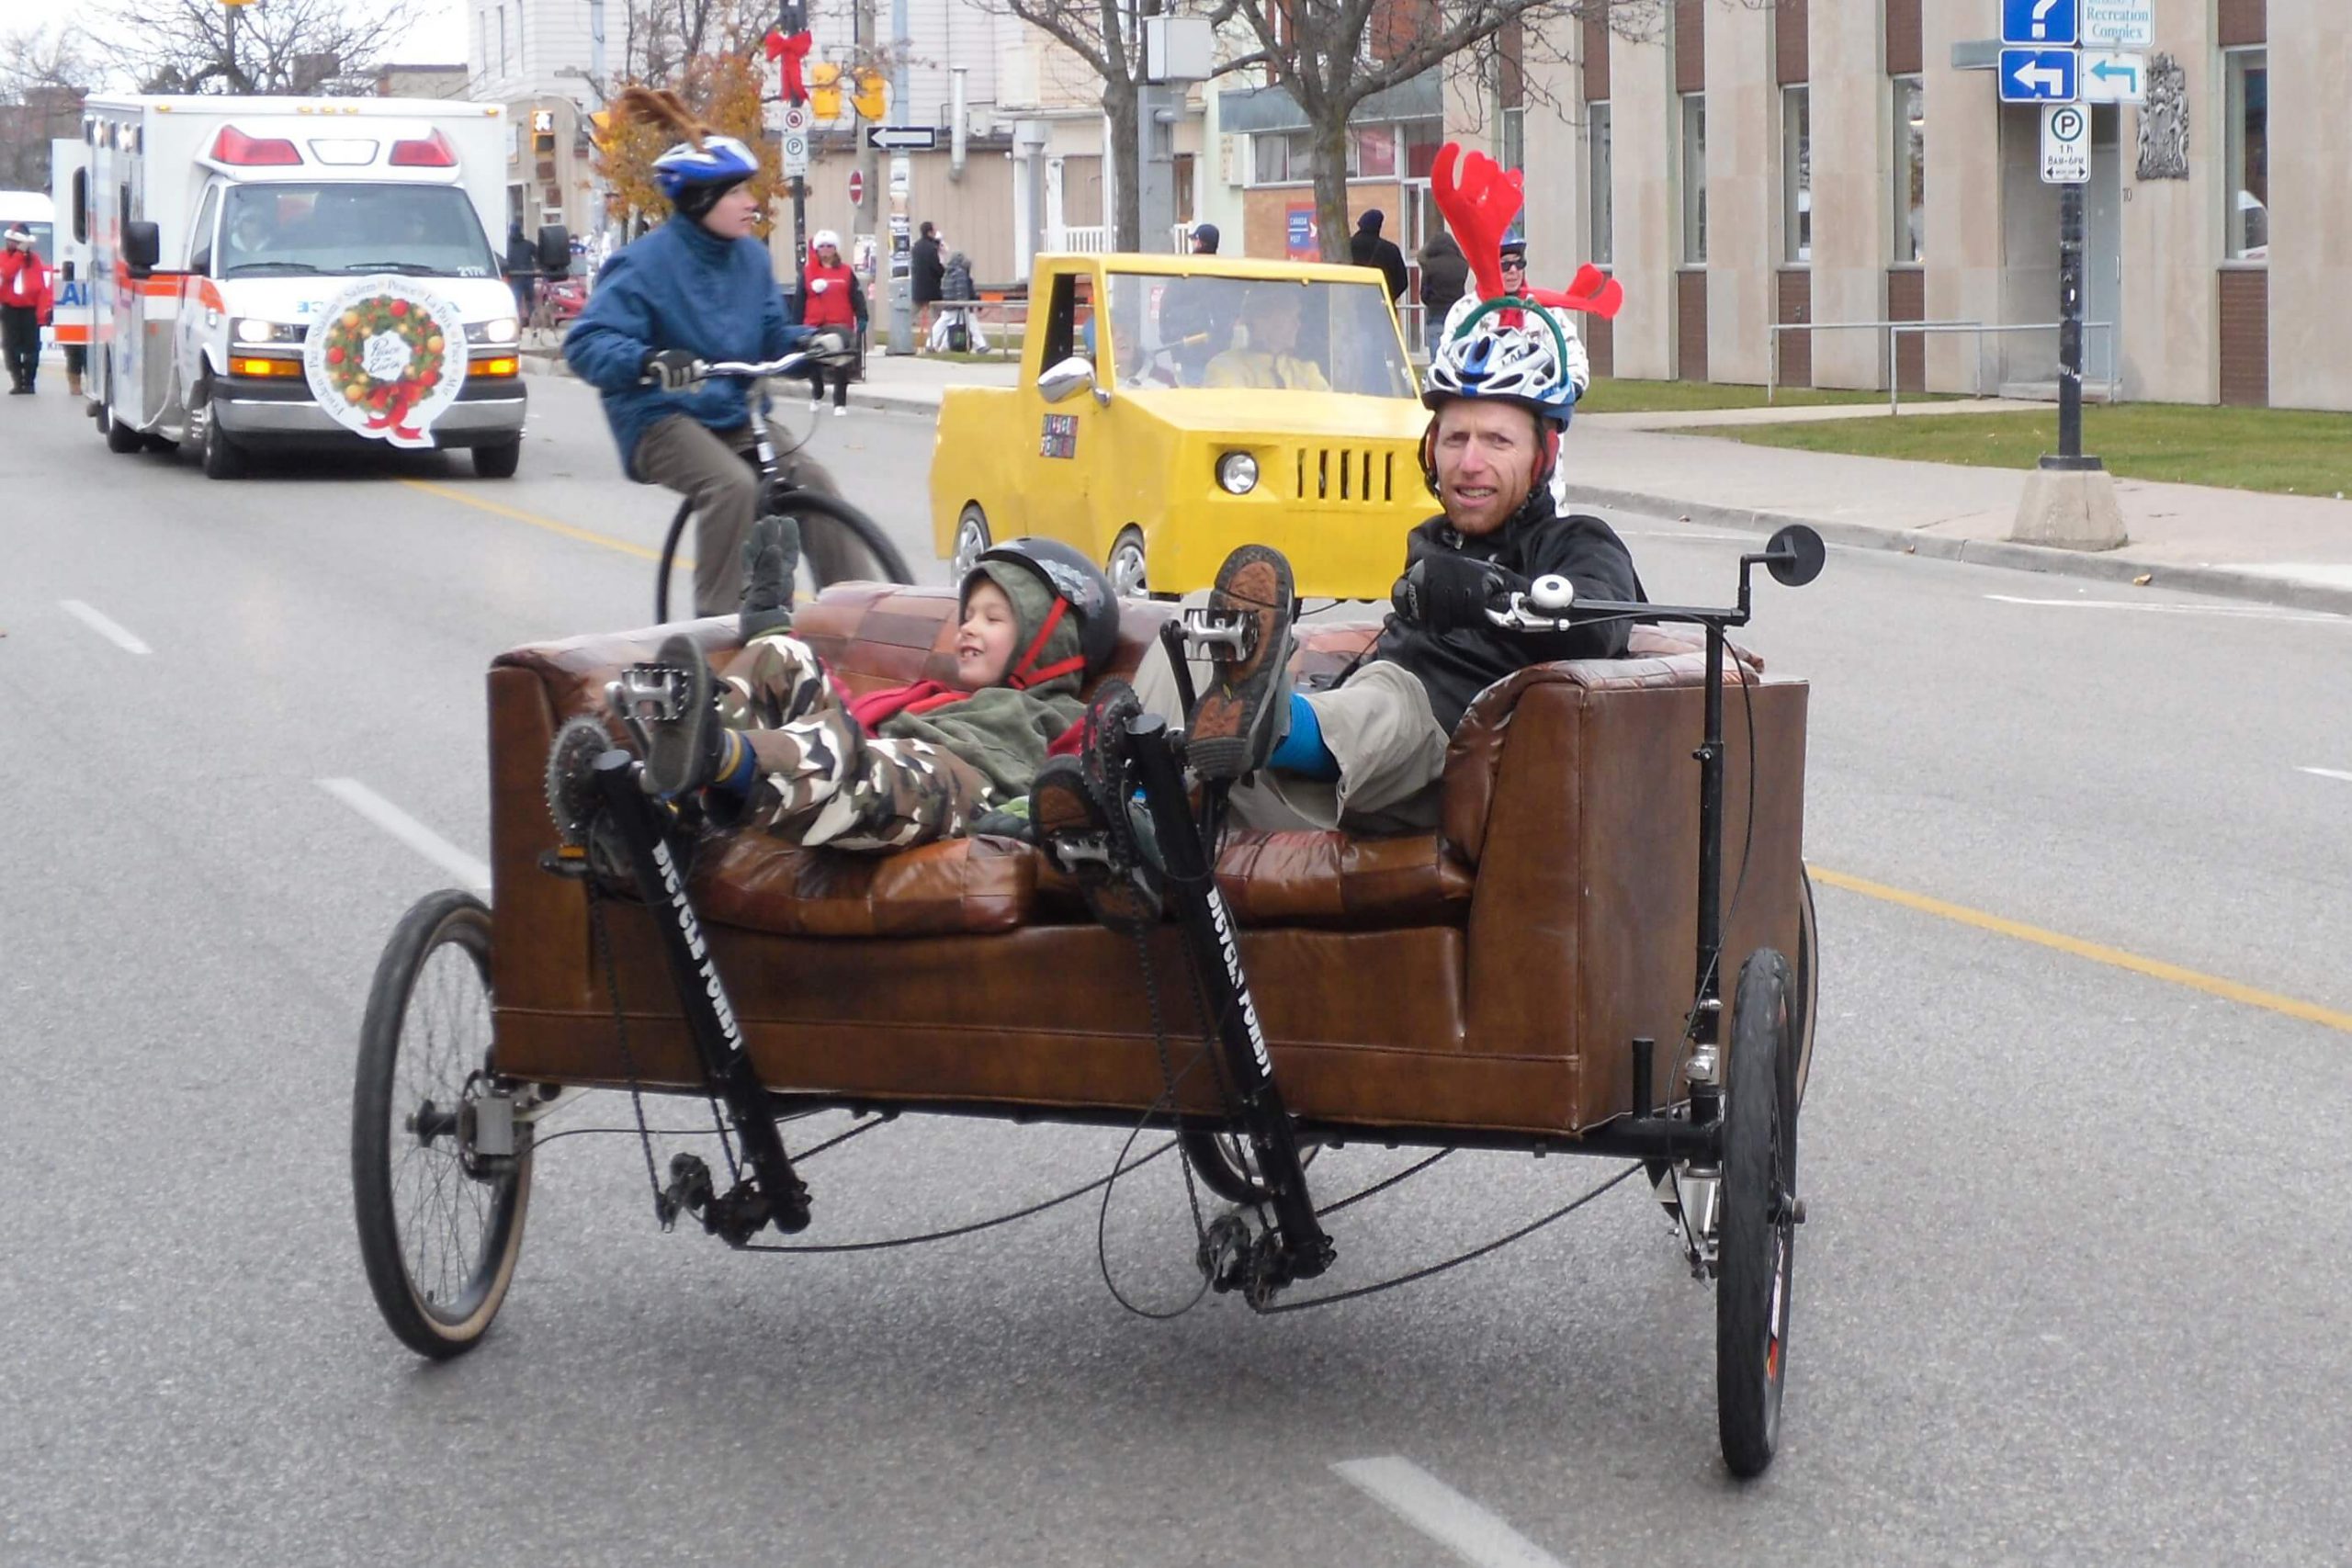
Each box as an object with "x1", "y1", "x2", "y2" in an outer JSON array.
[{"x1": 5, "y1": 373, "x2": 2350, "y2": 1566}]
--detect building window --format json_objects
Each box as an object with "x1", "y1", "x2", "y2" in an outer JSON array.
[
  {"x1": 1588, "y1": 101, "x2": 1612, "y2": 265},
  {"x1": 1251, "y1": 131, "x2": 1309, "y2": 185},
  {"x1": 1781, "y1": 85, "x2": 1811, "y2": 265},
  {"x1": 496, "y1": 6, "x2": 509, "y2": 74},
  {"x1": 1352, "y1": 125, "x2": 1396, "y2": 178},
  {"x1": 1893, "y1": 74, "x2": 1925, "y2": 264},
  {"x1": 1400, "y1": 118, "x2": 1444, "y2": 179},
  {"x1": 2225, "y1": 48, "x2": 2268, "y2": 262},
  {"x1": 1679, "y1": 92, "x2": 1707, "y2": 265}
]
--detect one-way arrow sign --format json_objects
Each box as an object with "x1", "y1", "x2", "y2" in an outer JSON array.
[
  {"x1": 1999, "y1": 47, "x2": 2080, "y2": 102},
  {"x1": 865, "y1": 125, "x2": 938, "y2": 151},
  {"x1": 2081, "y1": 50, "x2": 2147, "y2": 104}
]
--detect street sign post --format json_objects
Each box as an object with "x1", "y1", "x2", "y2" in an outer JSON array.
[
  {"x1": 2081, "y1": 0, "x2": 2154, "y2": 49},
  {"x1": 847, "y1": 168, "x2": 865, "y2": 207},
  {"x1": 2000, "y1": 48, "x2": 2081, "y2": 102},
  {"x1": 2002, "y1": 0, "x2": 2079, "y2": 46},
  {"x1": 780, "y1": 130, "x2": 809, "y2": 176},
  {"x1": 865, "y1": 126, "x2": 938, "y2": 152},
  {"x1": 2041, "y1": 103, "x2": 2090, "y2": 184},
  {"x1": 780, "y1": 102, "x2": 812, "y2": 135},
  {"x1": 2080, "y1": 51, "x2": 2148, "y2": 104}
]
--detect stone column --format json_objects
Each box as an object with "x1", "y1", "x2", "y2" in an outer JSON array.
[
  {"x1": 2114, "y1": 0, "x2": 2219, "y2": 403},
  {"x1": 1922, "y1": 0, "x2": 2003, "y2": 394},
  {"x1": 1704, "y1": 0, "x2": 1775, "y2": 384},
  {"x1": 2264, "y1": 0, "x2": 2352, "y2": 411},
  {"x1": 1609, "y1": 11, "x2": 1675, "y2": 379},
  {"x1": 1808, "y1": 0, "x2": 1887, "y2": 387}
]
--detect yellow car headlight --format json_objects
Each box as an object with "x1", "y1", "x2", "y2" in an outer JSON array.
[{"x1": 1216, "y1": 451, "x2": 1259, "y2": 495}]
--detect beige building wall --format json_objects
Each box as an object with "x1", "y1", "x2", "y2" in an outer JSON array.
[
  {"x1": 2265, "y1": 0, "x2": 2352, "y2": 411},
  {"x1": 2114, "y1": 0, "x2": 2221, "y2": 403},
  {"x1": 1705, "y1": 0, "x2": 1775, "y2": 384},
  {"x1": 1609, "y1": 19, "x2": 1676, "y2": 378},
  {"x1": 1921, "y1": 2, "x2": 2004, "y2": 393},
  {"x1": 1519, "y1": 41, "x2": 1587, "y2": 289},
  {"x1": 1808, "y1": 0, "x2": 1887, "y2": 387}
]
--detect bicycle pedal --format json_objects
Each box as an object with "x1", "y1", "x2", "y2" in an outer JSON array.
[{"x1": 1179, "y1": 606, "x2": 1257, "y2": 660}]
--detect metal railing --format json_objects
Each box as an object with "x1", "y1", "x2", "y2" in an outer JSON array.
[
  {"x1": 1767, "y1": 318, "x2": 2118, "y2": 412},
  {"x1": 1046, "y1": 223, "x2": 1111, "y2": 254}
]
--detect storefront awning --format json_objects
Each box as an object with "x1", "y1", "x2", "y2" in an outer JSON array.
[{"x1": 1214, "y1": 72, "x2": 1441, "y2": 135}]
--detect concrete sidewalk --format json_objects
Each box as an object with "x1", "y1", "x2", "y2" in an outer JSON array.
[{"x1": 520, "y1": 344, "x2": 2352, "y2": 615}]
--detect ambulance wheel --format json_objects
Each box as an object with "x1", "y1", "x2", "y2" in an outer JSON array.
[
  {"x1": 201, "y1": 416, "x2": 247, "y2": 479},
  {"x1": 471, "y1": 439, "x2": 521, "y2": 479},
  {"x1": 143, "y1": 434, "x2": 179, "y2": 455},
  {"x1": 105, "y1": 408, "x2": 143, "y2": 455}
]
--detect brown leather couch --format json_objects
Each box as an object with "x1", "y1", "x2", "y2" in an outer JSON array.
[{"x1": 486, "y1": 585, "x2": 1808, "y2": 1143}]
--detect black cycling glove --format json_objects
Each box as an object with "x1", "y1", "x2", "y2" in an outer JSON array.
[
  {"x1": 1392, "y1": 552, "x2": 1528, "y2": 631},
  {"x1": 641, "y1": 348, "x2": 701, "y2": 390}
]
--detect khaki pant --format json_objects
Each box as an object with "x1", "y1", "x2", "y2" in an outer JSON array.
[
  {"x1": 636, "y1": 414, "x2": 759, "y2": 617},
  {"x1": 1132, "y1": 645, "x2": 1449, "y2": 834}
]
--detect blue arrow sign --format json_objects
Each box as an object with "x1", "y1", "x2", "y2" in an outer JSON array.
[
  {"x1": 1999, "y1": 48, "x2": 2080, "y2": 103},
  {"x1": 2003, "y1": 0, "x2": 2079, "y2": 46}
]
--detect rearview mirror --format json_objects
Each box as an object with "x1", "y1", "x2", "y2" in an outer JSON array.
[
  {"x1": 536, "y1": 224, "x2": 570, "y2": 275},
  {"x1": 1037, "y1": 355, "x2": 1100, "y2": 405},
  {"x1": 122, "y1": 220, "x2": 160, "y2": 277},
  {"x1": 1763, "y1": 524, "x2": 1826, "y2": 588}
]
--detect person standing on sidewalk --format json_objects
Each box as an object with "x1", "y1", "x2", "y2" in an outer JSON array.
[
  {"x1": 0, "y1": 227, "x2": 53, "y2": 395},
  {"x1": 1350, "y1": 210, "x2": 1408, "y2": 306},
  {"x1": 1416, "y1": 231, "x2": 1467, "y2": 360},
  {"x1": 799, "y1": 229, "x2": 864, "y2": 416},
  {"x1": 911, "y1": 221, "x2": 944, "y2": 318}
]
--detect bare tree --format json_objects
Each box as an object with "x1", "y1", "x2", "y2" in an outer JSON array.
[
  {"x1": 0, "y1": 25, "x2": 96, "y2": 189},
  {"x1": 119, "y1": 0, "x2": 424, "y2": 96}
]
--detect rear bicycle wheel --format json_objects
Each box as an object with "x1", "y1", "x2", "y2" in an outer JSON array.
[
  {"x1": 657, "y1": 490, "x2": 913, "y2": 623},
  {"x1": 351, "y1": 890, "x2": 532, "y2": 1359},
  {"x1": 1717, "y1": 949, "x2": 1798, "y2": 1478}
]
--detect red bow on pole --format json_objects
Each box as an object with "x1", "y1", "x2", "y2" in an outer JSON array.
[{"x1": 763, "y1": 28, "x2": 814, "y2": 102}]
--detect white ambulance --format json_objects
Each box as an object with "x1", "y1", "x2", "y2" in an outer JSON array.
[
  {"x1": 51, "y1": 139, "x2": 90, "y2": 388},
  {"x1": 81, "y1": 96, "x2": 565, "y2": 479}
]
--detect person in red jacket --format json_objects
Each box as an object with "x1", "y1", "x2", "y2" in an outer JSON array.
[
  {"x1": 797, "y1": 229, "x2": 864, "y2": 416},
  {"x1": 0, "y1": 226, "x2": 53, "y2": 395}
]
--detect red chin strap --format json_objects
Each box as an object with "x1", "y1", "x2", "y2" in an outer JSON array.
[{"x1": 1006, "y1": 596, "x2": 1085, "y2": 690}]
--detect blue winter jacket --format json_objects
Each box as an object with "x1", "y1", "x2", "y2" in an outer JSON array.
[{"x1": 565, "y1": 217, "x2": 812, "y2": 479}]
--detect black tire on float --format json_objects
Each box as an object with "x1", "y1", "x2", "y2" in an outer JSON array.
[
  {"x1": 471, "y1": 438, "x2": 522, "y2": 479},
  {"x1": 1717, "y1": 947, "x2": 1798, "y2": 1479},
  {"x1": 656, "y1": 490, "x2": 913, "y2": 624},
  {"x1": 105, "y1": 406, "x2": 143, "y2": 454},
  {"x1": 352, "y1": 890, "x2": 531, "y2": 1359},
  {"x1": 1792, "y1": 867, "x2": 1818, "y2": 1107}
]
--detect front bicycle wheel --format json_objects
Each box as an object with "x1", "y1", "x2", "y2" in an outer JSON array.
[
  {"x1": 352, "y1": 890, "x2": 532, "y2": 1359},
  {"x1": 656, "y1": 491, "x2": 914, "y2": 624}
]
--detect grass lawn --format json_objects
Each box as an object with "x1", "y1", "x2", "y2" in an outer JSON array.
[
  {"x1": 1577, "y1": 378, "x2": 1962, "y2": 414},
  {"x1": 1685, "y1": 401, "x2": 2352, "y2": 497}
]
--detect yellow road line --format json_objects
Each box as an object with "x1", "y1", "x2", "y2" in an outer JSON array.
[
  {"x1": 1809, "y1": 864, "x2": 2352, "y2": 1036},
  {"x1": 399, "y1": 478, "x2": 691, "y2": 570}
]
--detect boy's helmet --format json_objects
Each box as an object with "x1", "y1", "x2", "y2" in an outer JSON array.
[
  {"x1": 651, "y1": 135, "x2": 760, "y2": 202},
  {"x1": 961, "y1": 536, "x2": 1120, "y2": 684}
]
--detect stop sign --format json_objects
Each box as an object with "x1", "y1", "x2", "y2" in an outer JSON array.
[{"x1": 848, "y1": 169, "x2": 865, "y2": 207}]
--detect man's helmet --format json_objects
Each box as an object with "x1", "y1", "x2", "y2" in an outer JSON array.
[
  {"x1": 1424, "y1": 297, "x2": 1577, "y2": 428},
  {"x1": 651, "y1": 134, "x2": 760, "y2": 203},
  {"x1": 962, "y1": 536, "x2": 1120, "y2": 683}
]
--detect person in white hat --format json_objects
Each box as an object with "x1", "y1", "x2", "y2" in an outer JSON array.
[{"x1": 0, "y1": 226, "x2": 53, "y2": 395}]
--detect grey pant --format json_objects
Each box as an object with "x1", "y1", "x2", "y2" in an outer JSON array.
[
  {"x1": 636, "y1": 414, "x2": 759, "y2": 617},
  {"x1": 1132, "y1": 644, "x2": 1449, "y2": 834}
]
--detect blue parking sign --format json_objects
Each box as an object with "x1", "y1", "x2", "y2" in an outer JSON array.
[
  {"x1": 1999, "y1": 49, "x2": 2080, "y2": 103},
  {"x1": 2003, "y1": 0, "x2": 2078, "y2": 45}
]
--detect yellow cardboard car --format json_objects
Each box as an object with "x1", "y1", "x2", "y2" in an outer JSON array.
[{"x1": 930, "y1": 254, "x2": 1434, "y2": 600}]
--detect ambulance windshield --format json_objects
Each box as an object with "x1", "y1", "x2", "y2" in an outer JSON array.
[{"x1": 219, "y1": 184, "x2": 496, "y2": 279}]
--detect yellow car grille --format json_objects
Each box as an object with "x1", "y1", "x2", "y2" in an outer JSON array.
[{"x1": 1294, "y1": 446, "x2": 1407, "y2": 505}]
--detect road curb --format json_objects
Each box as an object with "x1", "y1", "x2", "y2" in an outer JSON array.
[
  {"x1": 522, "y1": 352, "x2": 946, "y2": 420},
  {"x1": 1561, "y1": 482, "x2": 2352, "y2": 618}
]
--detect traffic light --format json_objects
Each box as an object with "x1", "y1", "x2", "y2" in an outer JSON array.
[
  {"x1": 851, "y1": 67, "x2": 887, "y2": 121},
  {"x1": 588, "y1": 110, "x2": 612, "y2": 151},
  {"x1": 808, "y1": 62, "x2": 842, "y2": 120}
]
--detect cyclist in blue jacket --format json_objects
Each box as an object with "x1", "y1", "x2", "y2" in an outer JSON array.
[{"x1": 567, "y1": 87, "x2": 855, "y2": 616}]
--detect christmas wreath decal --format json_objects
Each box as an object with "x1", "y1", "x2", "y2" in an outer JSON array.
[{"x1": 301, "y1": 276, "x2": 469, "y2": 448}]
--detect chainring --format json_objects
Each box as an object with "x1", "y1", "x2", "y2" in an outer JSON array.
[{"x1": 545, "y1": 715, "x2": 618, "y2": 848}]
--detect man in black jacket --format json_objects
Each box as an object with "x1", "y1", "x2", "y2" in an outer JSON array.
[
  {"x1": 1349, "y1": 209, "x2": 1409, "y2": 305},
  {"x1": 1127, "y1": 309, "x2": 1642, "y2": 833},
  {"x1": 910, "y1": 220, "x2": 944, "y2": 310}
]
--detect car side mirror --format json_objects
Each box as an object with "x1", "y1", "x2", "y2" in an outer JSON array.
[
  {"x1": 1038, "y1": 354, "x2": 1104, "y2": 406},
  {"x1": 123, "y1": 220, "x2": 161, "y2": 277},
  {"x1": 537, "y1": 224, "x2": 570, "y2": 275}
]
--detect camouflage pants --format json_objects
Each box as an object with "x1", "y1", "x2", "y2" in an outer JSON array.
[{"x1": 715, "y1": 634, "x2": 993, "y2": 852}]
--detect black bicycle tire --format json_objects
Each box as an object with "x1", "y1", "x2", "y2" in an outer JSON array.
[
  {"x1": 1717, "y1": 948, "x2": 1797, "y2": 1478},
  {"x1": 351, "y1": 890, "x2": 532, "y2": 1359},
  {"x1": 656, "y1": 489, "x2": 914, "y2": 624}
]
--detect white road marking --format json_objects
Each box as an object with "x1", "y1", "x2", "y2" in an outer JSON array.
[
  {"x1": 59, "y1": 600, "x2": 153, "y2": 654},
  {"x1": 2300, "y1": 767, "x2": 2352, "y2": 784},
  {"x1": 1984, "y1": 593, "x2": 2347, "y2": 624},
  {"x1": 317, "y1": 778, "x2": 492, "y2": 890},
  {"x1": 1331, "y1": 1457, "x2": 1565, "y2": 1568}
]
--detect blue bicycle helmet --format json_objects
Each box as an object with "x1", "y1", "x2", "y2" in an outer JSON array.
[
  {"x1": 616, "y1": 87, "x2": 761, "y2": 217},
  {"x1": 1424, "y1": 297, "x2": 1577, "y2": 428}
]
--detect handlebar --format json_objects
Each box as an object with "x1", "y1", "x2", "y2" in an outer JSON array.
[
  {"x1": 693, "y1": 355, "x2": 811, "y2": 380},
  {"x1": 1482, "y1": 524, "x2": 1827, "y2": 636}
]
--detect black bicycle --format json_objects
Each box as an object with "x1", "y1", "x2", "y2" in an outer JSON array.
[{"x1": 649, "y1": 355, "x2": 913, "y2": 623}]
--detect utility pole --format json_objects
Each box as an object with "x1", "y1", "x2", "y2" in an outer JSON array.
[
  {"x1": 854, "y1": 0, "x2": 878, "y2": 279},
  {"x1": 222, "y1": 0, "x2": 250, "y2": 91},
  {"x1": 775, "y1": 0, "x2": 809, "y2": 307},
  {"x1": 885, "y1": 0, "x2": 912, "y2": 353}
]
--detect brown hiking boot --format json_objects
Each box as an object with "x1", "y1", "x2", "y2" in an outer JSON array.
[{"x1": 1185, "y1": 545, "x2": 1296, "y2": 781}]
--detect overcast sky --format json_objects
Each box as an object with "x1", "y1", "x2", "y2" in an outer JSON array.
[{"x1": 404, "y1": 0, "x2": 470, "y2": 65}]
